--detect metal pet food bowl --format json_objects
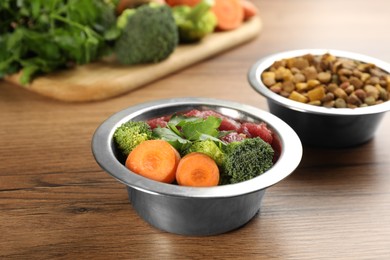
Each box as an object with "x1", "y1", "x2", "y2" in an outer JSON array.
[
  {"x1": 248, "y1": 49, "x2": 390, "y2": 147},
  {"x1": 92, "y1": 97, "x2": 302, "y2": 236}
]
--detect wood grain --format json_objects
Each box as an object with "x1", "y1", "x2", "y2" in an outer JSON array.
[{"x1": 1, "y1": 0, "x2": 390, "y2": 259}]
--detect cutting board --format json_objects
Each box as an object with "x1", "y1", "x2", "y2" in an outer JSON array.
[{"x1": 4, "y1": 16, "x2": 262, "y2": 102}]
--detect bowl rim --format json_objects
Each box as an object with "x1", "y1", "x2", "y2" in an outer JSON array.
[
  {"x1": 91, "y1": 97, "x2": 302, "y2": 198},
  {"x1": 248, "y1": 49, "x2": 390, "y2": 116}
]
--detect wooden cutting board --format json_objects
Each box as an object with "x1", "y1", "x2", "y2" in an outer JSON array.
[{"x1": 4, "y1": 16, "x2": 262, "y2": 102}]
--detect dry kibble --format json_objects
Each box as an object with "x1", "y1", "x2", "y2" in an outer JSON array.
[
  {"x1": 347, "y1": 93, "x2": 362, "y2": 106},
  {"x1": 303, "y1": 66, "x2": 318, "y2": 80},
  {"x1": 296, "y1": 82, "x2": 308, "y2": 91},
  {"x1": 293, "y1": 73, "x2": 306, "y2": 83},
  {"x1": 270, "y1": 84, "x2": 282, "y2": 94},
  {"x1": 317, "y1": 72, "x2": 332, "y2": 83},
  {"x1": 344, "y1": 85, "x2": 355, "y2": 95},
  {"x1": 288, "y1": 58, "x2": 309, "y2": 70},
  {"x1": 378, "y1": 86, "x2": 389, "y2": 101},
  {"x1": 361, "y1": 73, "x2": 370, "y2": 82},
  {"x1": 339, "y1": 81, "x2": 350, "y2": 90},
  {"x1": 323, "y1": 100, "x2": 335, "y2": 107},
  {"x1": 335, "y1": 98, "x2": 347, "y2": 108},
  {"x1": 321, "y1": 92, "x2": 335, "y2": 102},
  {"x1": 282, "y1": 69, "x2": 294, "y2": 81},
  {"x1": 364, "y1": 96, "x2": 376, "y2": 106},
  {"x1": 282, "y1": 81, "x2": 295, "y2": 93},
  {"x1": 364, "y1": 85, "x2": 379, "y2": 99},
  {"x1": 274, "y1": 67, "x2": 286, "y2": 81},
  {"x1": 262, "y1": 72, "x2": 276, "y2": 87},
  {"x1": 333, "y1": 88, "x2": 348, "y2": 99},
  {"x1": 349, "y1": 76, "x2": 364, "y2": 89},
  {"x1": 386, "y1": 75, "x2": 390, "y2": 91},
  {"x1": 261, "y1": 53, "x2": 390, "y2": 108},
  {"x1": 366, "y1": 76, "x2": 380, "y2": 85},
  {"x1": 307, "y1": 79, "x2": 320, "y2": 89},
  {"x1": 326, "y1": 83, "x2": 338, "y2": 93},
  {"x1": 338, "y1": 68, "x2": 353, "y2": 77},
  {"x1": 289, "y1": 91, "x2": 308, "y2": 103},
  {"x1": 354, "y1": 89, "x2": 367, "y2": 101},
  {"x1": 309, "y1": 100, "x2": 321, "y2": 106},
  {"x1": 307, "y1": 86, "x2": 326, "y2": 102}
]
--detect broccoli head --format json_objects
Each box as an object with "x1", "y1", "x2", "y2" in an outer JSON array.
[
  {"x1": 222, "y1": 137, "x2": 274, "y2": 184},
  {"x1": 114, "y1": 3, "x2": 178, "y2": 65},
  {"x1": 113, "y1": 121, "x2": 152, "y2": 156},
  {"x1": 172, "y1": 0, "x2": 217, "y2": 43},
  {"x1": 184, "y1": 140, "x2": 224, "y2": 166}
]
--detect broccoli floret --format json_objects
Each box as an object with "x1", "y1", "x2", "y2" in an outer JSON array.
[
  {"x1": 172, "y1": 0, "x2": 217, "y2": 43},
  {"x1": 184, "y1": 140, "x2": 224, "y2": 166},
  {"x1": 113, "y1": 121, "x2": 153, "y2": 156},
  {"x1": 114, "y1": 3, "x2": 178, "y2": 65},
  {"x1": 222, "y1": 137, "x2": 274, "y2": 184}
]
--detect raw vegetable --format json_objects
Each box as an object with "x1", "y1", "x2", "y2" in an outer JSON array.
[
  {"x1": 126, "y1": 139, "x2": 180, "y2": 183},
  {"x1": 0, "y1": 0, "x2": 117, "y2": 84},
  {"x1": 152, "y1": 114, "x2": 223, "y2": 153},
  {"x1": 212, "y1": 0, "x2": 244, "y2": 31},
  {"x1": 241, "y1": 0, "x2": 258, "y2": 20},
  {"x1": 172, "y1": 0, "x2": 217, "y2": 43},
  {"x1": 184, "y1": 139, "x2": 224, "y2": 166},
  {"x1": 115, "y1": 109, "x2": 277, "y2": 186},
  {"x1": 176, "y1": 152, "x2": 220, "y2": 187},
  {"x1": 184, "y1": 140, "x2": 223, "y2": 166},
  {"x1": 114, "y1": 3, "x2": 178, "y2": 65},
  {"x1": 113, "y1": 121, "x2": 153, "y2": 156},
  {"x1": 222, "y1": 137, "x2": 274, "y2": 184}
]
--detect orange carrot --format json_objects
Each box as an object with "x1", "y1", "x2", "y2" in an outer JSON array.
[
  {"x1": 165, "y1": 0, "x2": 200, "y2": 7},
  {"x1": 176, "y1": 152, "x2": 219, "y2": 187},
  {"x1": 126, "y1": 140, "x2": 180, "y2": 183},
  {"x1": 240, "y1": 0, "x2": 258, "y2": 20},
  {"x1": 212, "y1": 0, "x2": 244, "y2": 31}
]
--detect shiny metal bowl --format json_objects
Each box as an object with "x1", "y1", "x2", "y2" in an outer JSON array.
[
  {"x1": 92, "y1": 97, "x2": 302, "y2": 236},
  {"x1": 248, "y1": 49, "x2": 390, "y2": 147}
]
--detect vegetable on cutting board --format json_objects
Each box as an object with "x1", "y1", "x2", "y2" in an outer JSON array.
[
  {"x1": 166, "y1": 0, "x2": 259, "y2": 31},
  {"x1": 114, "y1": 3, "x2": 178, "y2": 65},
  {"x1": 126, "y1": 139, "x2": 181, "y2": 183},
  {"x1": 212, "y1": 0, "x2": 244, "y2": 31},
  {"x1": 176, "y1": 152, "x2": 220, "y2": 187},
  {"x1": 0, "y1": 0, "x2": 118, "y2": 84},
  {"x1": 241, "y1": 0, "x2": 258, "y2": 20},
  {"x1": 172, "y1": 0, "x2": 217, "y2": 43}
]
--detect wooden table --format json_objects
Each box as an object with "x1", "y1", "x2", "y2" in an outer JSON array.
[{"x1": 1, "y1": 0, "x2": 390, "y2": 259}]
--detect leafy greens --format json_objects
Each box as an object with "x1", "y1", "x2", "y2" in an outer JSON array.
[
  {"x1": 0, "y1": 0, "x2": 118, "y2": 84},
  {"x1": 152, "y1": 115, "x2": 225, "y2": 152}
]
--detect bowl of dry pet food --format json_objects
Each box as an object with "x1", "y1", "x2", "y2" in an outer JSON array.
[
  {"x1": 92, "y1": 98, "x2": 302, "y2": 236},
  {"x1": 248, "y1": 49, "x2": 390, "y2": 147}
]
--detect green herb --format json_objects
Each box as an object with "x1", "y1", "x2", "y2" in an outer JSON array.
[
  {"x1": 152, "y1": 115, "x2": 223, "y2": 152},
  {"x1": 0, "y1": 0, "x2": 117, "y2": 84}
]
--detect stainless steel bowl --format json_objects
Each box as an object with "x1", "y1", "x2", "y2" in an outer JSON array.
[
  {"x1": 248, "y1": 49, "x2": 390, "y2": 147},
  {"x1": 91, "y1": 97, "x2": 302, "y2": 236}
]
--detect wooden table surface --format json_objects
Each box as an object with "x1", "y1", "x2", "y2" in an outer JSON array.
[{"x1": 1, "y1": 0, "x2": 390, "y2": 259}]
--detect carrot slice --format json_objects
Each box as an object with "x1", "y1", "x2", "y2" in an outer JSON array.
[
  {"x1": 165, "y1": 0, "x2": 200, "y2": 7},
  {"x1": 241, "y1": 0, "x2": 258, "y2": 20},
  {"x1": 212, "y1": 0, "x2": 244, "y2": 31},
  {"x1": 176, "y1": 152, "x2": 219, "y2": 187},
  {"x1": 126, "y1": 140, "x2": 180, "y2": 183}
]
